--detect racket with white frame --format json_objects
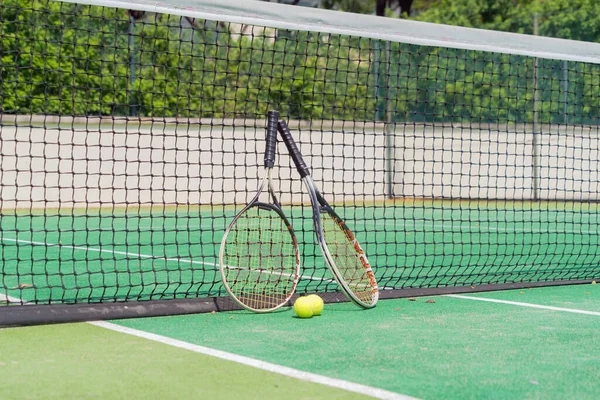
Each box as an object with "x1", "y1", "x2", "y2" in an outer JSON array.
[
  {"x1": 277, "y1": 120, "x2": 378, "y2": 308},
  {"x1": 219, "y1": 111, "x2": 300, "y2": 312}
]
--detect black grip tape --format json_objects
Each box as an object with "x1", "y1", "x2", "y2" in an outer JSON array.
[
  {"x1": 264, "y1": 110, "x2": 279, "y2": 168},
  {"x1": 277, "y1": 120, "x2": 310, "y2": 178}
]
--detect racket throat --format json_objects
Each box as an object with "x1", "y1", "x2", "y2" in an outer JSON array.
[
  {"x1": 267, "y1": 168, "x2": 283, "y2": 208},
  {"x1": 303, "y1": 176, "x2": 323, "y2": 235}
]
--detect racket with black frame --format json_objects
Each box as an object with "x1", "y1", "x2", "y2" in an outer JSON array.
[
  {"x1": 219, "y1": 111, "x2": 300, "y2": 313},
  {"x1": 277, "y1": 120, "x2": 379, "y2": 308}
]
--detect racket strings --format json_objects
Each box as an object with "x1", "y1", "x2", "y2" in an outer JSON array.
[
  {"x1": 320, "y1": 212, "x2": 377, "y2": 305},
  {"x1": 222, "y1": 207, "x2": 298, "y2": 310}
]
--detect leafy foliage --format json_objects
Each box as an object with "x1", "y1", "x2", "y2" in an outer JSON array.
[
  {"x1": 0, "y1": 1, "x2": 378, "y2": 119},
  {"x1": 415, "y1": 0, "x2": 600, "y2": 42},
  {"x1": 322, "y1": 0, "x2": 376, "y2": 14},
  {"x1": 1, "y1": 0, "x2": 600, "y2": 124}
]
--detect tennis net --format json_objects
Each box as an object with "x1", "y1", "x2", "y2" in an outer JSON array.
[{"x1": 2, "y1": 0, "x2": 600, "y2": 325}]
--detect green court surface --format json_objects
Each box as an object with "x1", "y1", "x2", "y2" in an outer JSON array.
[
  {"x1": 2, "y1": 201, "x2": 599, "y2": 304},
  {"x1": 2, "y1": 285, "x2": 600, "y2": 399},
  {"x1": 0, "y1": 322, "x2": 372, "y2": 400}
]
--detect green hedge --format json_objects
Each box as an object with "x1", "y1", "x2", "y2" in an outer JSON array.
[
  {"x1": 0, "y1": 1, "x2": 377, "y2": 119},
  {"x1": 1, "y1": 0, "x2": 599, "y2": 124}
]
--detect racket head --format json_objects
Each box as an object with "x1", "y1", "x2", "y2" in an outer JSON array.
[
  {"x1": 219, "y1": 201, "x2": 300, "y2": 313},
  {"x1": 318, "y1": 202, "x2": 379, "y2": 308}
]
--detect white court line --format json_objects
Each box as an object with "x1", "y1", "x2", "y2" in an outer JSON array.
[
  {"x1": 358, "y1": 220, "x2": 600, "y2": 235},
  {"x1": 224, "y1": 264, "x2": 336, "y2": 284},
  {"x1": 1, "y1": 241, "x2": 400, "y2": 398},
  {"x1": 0, "y1": 236, "x2": 216, "y2": 267},
  {"x1": 0, "y1": 236, "x2": 330, "y2": 284},
  {"x1": 0, "y1": 294, "x2": 22, "y2": 304},
  {"x1": 447, "y1": 294, "x2": 600, "y2": 316},
  {"x1": 90, "y1": 320, "x2": 416, "y2": 400},
  {"x1": 2, "y1": 292, "x2": 413, "y2": 399}
]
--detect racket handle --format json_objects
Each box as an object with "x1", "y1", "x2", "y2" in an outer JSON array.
[
  {"x1": 265, "y1": 110, "x2": 279, "y2": 168},
  {"x1": 277, "y1": 120, "x2": 310, "y2": 178}
]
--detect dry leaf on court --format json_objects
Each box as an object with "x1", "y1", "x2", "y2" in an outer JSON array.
[{"x1": 10, "y1": 284, "x2": 33, "y2": 289}]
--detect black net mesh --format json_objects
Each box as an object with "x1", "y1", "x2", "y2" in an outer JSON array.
[{"x1": 1, "y1": 0, "x2": 599, "y2": 317}]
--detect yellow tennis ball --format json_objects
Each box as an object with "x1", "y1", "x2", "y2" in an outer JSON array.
[
  {"x1": 293, "y1": 297, "x2": 313, "y2": 318},
  {"x1": 307, "y1": 294, "x2": 324, "y2": 316}
]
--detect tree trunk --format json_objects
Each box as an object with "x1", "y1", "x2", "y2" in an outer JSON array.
[
  {"x1": 376, "y1": 0, "x2": 386, "y2": 16},
  {"x1": 376, "y1": 0, "x2": 413, "y2": 16},
  {"x1": 398, "y1": 0, "x2": 412, "y2": 15}
]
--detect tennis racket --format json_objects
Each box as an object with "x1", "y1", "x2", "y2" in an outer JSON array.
[
  {"x1": 219, "y1": 111, "x2": 300, "y2": 313},
  {"x1": 277, "y1": 120, "x2": 379, "y2": 308}
]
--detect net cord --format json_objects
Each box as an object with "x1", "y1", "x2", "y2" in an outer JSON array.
[{"x1": 54, "y1": 0, "x2": 600, "y2": 64}]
